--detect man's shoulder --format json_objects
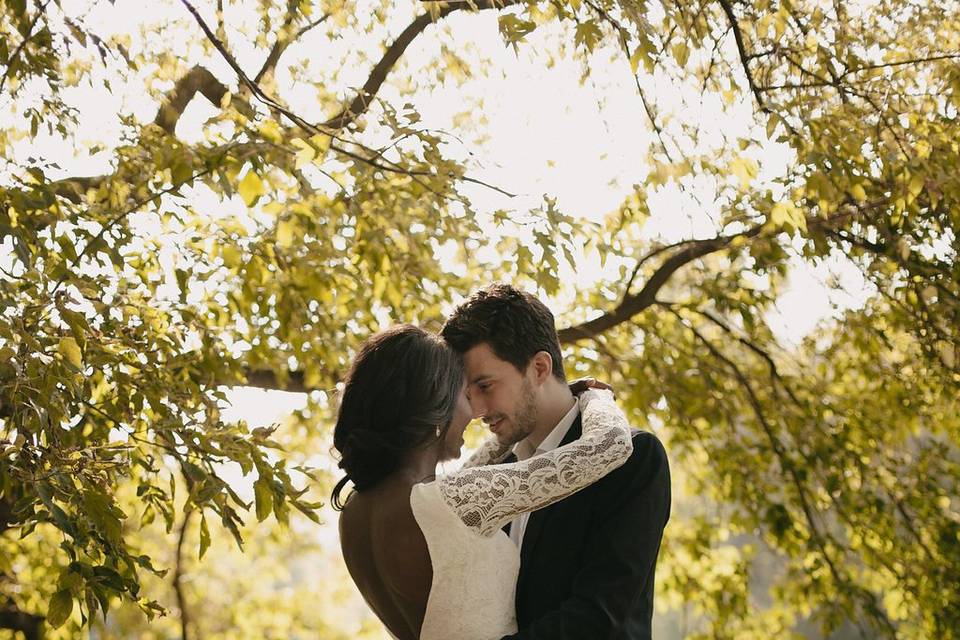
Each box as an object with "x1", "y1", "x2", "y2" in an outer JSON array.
[
  {"x1": 629, "y1": 430, "x2": 668, "y2": 460},
  {"x1": 611, "y1": 429, "x2": 670, "y2": 484}
]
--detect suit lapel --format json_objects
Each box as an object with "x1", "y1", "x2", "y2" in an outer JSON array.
[
  {"x1": 518, "y1": 414, "x2": 583, "y2": 569},
  {"x1": 502, "y1": 452, "x2": 517, "y2": 536}
]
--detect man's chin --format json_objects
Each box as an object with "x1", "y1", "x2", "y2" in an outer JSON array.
[{"x1": 493, "y1": 429, "x2": 523, "y2": 448}]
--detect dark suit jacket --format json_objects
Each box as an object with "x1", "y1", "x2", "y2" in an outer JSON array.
[{"x1": 501, "y1": 414, "x2": 671, "y2": 639}]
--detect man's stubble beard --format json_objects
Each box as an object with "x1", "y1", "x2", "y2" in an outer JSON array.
[{"x1": 503, "y1": 376, "x2": 538, "y2": 447}]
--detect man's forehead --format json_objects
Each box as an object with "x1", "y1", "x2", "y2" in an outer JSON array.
[
  {"x1": 463, "y1": 343, "x2": 495, "y2": 366},
  {"x1": 463, "y1": 344, "x2": 507, "y2": 376}
]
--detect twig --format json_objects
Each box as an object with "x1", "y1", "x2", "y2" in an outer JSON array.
[{"x1": 0, "y1": 0, "x2": 52, "y2": 95}]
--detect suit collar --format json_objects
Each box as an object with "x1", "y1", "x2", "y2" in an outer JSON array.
[{"x1": 513, "y1": 399, "x2": 579, "y2": 460}]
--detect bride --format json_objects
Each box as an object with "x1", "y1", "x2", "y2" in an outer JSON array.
[{"x1": 332, "y1": 324, "x2": 633, "y2": 640}]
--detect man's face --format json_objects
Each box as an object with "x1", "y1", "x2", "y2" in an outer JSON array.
[{"x1": 462, "y1": 343, "x2": 538, "y2": 447}]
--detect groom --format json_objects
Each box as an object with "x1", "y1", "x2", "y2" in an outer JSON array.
[{"x1": 442, "y1": 283, "x2": 671, "y2": 639}]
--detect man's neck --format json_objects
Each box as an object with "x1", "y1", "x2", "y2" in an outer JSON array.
[{"x1": 524, "y1": 384, "x2": 577, "y2": 453}]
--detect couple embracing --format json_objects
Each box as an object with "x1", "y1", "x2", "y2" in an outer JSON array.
[{"x1": 333, "y1": 283, "x2": 671, "y2": 639}]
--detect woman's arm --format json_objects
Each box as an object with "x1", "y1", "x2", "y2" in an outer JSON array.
[
  {"x1": 460, "y1": 437, "x2": 512, "y2": 469},
  {"x1": 459, "y1": 379, "x2": 610, "y2": 469},
  {"x1": 436, "y1": 389, "x2": 633, "y2": 536}
]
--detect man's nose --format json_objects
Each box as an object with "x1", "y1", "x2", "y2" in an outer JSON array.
[{"x1": 467, "y1": 394, "x2": 486, "y2": 419}]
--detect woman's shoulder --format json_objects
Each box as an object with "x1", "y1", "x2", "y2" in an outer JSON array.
[{"x1": 339, "y1": 484, "x2": 433, "y2": 609}]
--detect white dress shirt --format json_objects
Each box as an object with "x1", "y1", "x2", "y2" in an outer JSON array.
[{"x1": 509, "y1": 399, "x2": 580, "y2": 549}]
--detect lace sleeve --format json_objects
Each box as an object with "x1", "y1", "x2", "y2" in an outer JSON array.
[
  {"x1": 436, "y1": 389, "x2": 633, "y2": 536},
  {"x1": 460, "y1": 437, "x2": 512, "y2": 469}
]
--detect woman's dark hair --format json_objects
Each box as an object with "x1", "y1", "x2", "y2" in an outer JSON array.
[
  {"x1": 330, "y1": 324, "x2": 464, "y2": 510},
  {"x1": 441, "y1": 283, "x2": 566, "y2": 382}
]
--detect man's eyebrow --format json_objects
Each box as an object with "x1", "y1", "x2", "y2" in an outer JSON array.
[{"x1": 469, "y1": 375, "x2": 494, "y2": 385}]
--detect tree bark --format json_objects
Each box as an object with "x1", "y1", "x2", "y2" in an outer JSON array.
[
  {"x1": 173, "y1": 509, "x2": 195, "y2": 640},
  {"x1": 0, "y1": 599, "x2": 43, "y2": 640},
  {"x1": 154, "y1": 65, "x2": 229, "y2": 135}
]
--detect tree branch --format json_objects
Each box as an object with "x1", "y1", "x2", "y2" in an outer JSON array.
[
  {"x1": 558, "y1": 228, "x2": 758, "y2": 343},
  {"x1": 688, "y1": 305, "x2": 803, "y2": 407},
  {"x1": 581, "y1": 0, "x2": 675, "y2": 161},
  {"x1": 321, "y1": 0, "x2": 521, "y2": 131},
  {"x1": 178, "y1": 0, "x2": 516, "y2": 204},
  {"x1": 0, "y1": 0, "x2": 51, "y2": 95},
  {"x1": 173, "y1": 509, "x2": 194, "y2": 640},
  {"x1": 559, "y1": 206, "x2": 864, "y2": 344},
  {"x1": 154, "y1": 65, "x2": 229, "y2": 135},
  {"x1": 253, "y1": 2, "x2": 331, "y2": 87},
  {"x1": 716, "y1": 0, "x2": 767, "y2": 113},
  {"x1": 240, "y1": 368, "x2": 310, "y2": 393},
  {"x1": 0, "y1": 600, "x2": 43, "y2": 640},
  {"x1": 0, "y1": 496, "x2": 12, "y2": 534}
]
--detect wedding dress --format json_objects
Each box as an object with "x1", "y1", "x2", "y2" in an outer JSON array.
[{"x1": 406, "y1": 389, "x2": 633, "y2": 640}]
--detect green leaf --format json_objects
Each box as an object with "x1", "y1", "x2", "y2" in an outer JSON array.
[
  {"x1": 47, "y1": 589, "x2": 73, "y2": 629},
  {"x1": 498, "y1": 14, "x2": 536, "y2": 45},
  {"x1": 58, "y1": 336, "x2": 83, "y2": 369},
  {"x1": 574, "y1": 21, "x2": 603, "y2": 52},
  {"x1": 199, "y1": 511, "x2": 211, "y2": 560},
  {"x1": 83, "y1": 490, "x2": 124, "y2": 546},
  {"x1": 254, "y1": 477, "x2": 273, "y2": 522}
]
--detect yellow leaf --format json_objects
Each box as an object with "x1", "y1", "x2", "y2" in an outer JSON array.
[
  {"x1": 672, "y1": 42, "x2": 690, "y2": 67},
  {"x1": 58, "y1": 337, "x2": 83, "y2": 369},
  {"x1": 770, "y1": 202, "x2": 789, "y2": 226},
  {"x1": 774, "y1": 9, "x2": 788, "y2": 39},
  {"x1": 939, "y1": 342, "x2": 956, "y2": 369},
  {"x1": 770, "y1": 201, "x2": 806, "y2": 233},
  {"x1": 730, "y1": 157, "x2": 758, "y2": 189},
  {"x1": 221, "y1": 245, "x2": 242, "y2": 268},
  {"x1": 291, "y1": 138, "x2": 316, "y2": 169},
  {"x1": 897, "y1": 238, "x2": 911, "y2": 260},
  {"x1": 629, "y1": 48, "x2": 643, "y2": 75},
  {"x1": 258, "y1": 119, "x2": 283, "y2": 144},
  {"x1": 850, "y1": 183, "x2": 867, "y2": 202},
  {"x1": 310, "y1": 133, "x2": 331, "y2": 157},
  {"x1": 276, "y1": 219, "x2": 295, "y2": 248},
  {"x1": 908, "y1": 174, "x2": 924, "y2": 200},
  {"x1": 238, "y1": 171, "x2": 265, "y2": 207}
]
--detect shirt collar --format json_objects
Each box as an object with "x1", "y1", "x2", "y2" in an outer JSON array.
[{"x1": 513, "y1": 399, "x2": 580, "y2": 461}]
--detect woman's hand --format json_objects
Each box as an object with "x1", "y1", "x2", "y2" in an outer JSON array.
[{"x1": 568, "y1": 377, "x2": 613, "y2": 396}]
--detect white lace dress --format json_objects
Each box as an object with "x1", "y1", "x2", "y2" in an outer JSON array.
[{"x1": 407, "y1": 389, "x2": 633, "y2": 640}]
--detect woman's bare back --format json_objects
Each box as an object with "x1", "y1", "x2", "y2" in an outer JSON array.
[{"x1": 339, "y1": 481, "x2": 434, "y2": 640}]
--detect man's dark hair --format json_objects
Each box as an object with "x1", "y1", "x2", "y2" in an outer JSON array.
[
  {"x1": 441, "y1": 283, "x2": 566, "y2": 382},
  {"x1": 330, "y1": 324, "x2": 464, "y2": 510}
]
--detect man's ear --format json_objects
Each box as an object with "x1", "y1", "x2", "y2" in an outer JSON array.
[{"x1": 529, "y1": 351, "x2": 553, "y2": 385}]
